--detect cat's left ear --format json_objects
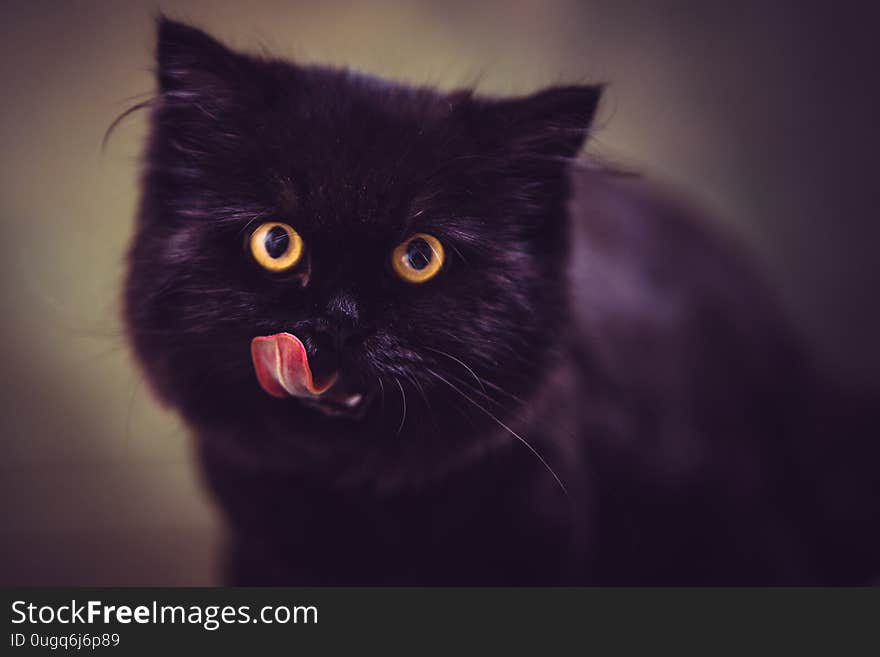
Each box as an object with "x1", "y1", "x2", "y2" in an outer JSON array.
[
  {"x1": 479, "y1": 85, "x2": 603, "y2": 158},
  {"x1": 156, "y1": 16, "x2": 246, "y2": 95}
]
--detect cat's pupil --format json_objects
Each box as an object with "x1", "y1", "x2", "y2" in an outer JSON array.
[
  {"x1": 406, "y1": 238, "x2": 433, "y2": 270},
  {"x1": 264, "y1": 226, "x2": 290, "y2": 258}
]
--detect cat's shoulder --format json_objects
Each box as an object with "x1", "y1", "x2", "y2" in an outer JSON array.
[
  {"x1": 565, "y1": 160, "x2": 772, "y2": 306},
  {"x1": 563, "y1": 159, "x2": 792, "y2": 362},
  {"x1": 567, "y1": 161, "x2": 736, "y2": 265}
]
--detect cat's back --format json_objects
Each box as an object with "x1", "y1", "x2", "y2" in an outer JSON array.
[
  {"x1": 564, "y1": 163, "x2": 879, "y2": 583},
  {"x1": 566, "y1": 163, "x2": 786, "y2": 339},
  {"x1": 564, "y1": 162, "x2": 802, "y2": 430}
]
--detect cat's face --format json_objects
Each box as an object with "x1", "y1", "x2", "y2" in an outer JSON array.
[{"x1": 126, "y1": 18, "x2": 599, "y2": 444}]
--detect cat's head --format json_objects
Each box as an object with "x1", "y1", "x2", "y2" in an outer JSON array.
[{"x1": 126, "y1": 17, "x2": 600, "y2": 456}]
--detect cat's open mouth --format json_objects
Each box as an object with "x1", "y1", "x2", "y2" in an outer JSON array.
[{"x1": 251, "y1": 332, "x2": 368, "y2": 418}]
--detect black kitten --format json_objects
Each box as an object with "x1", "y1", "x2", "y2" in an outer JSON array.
[{"x1": 125, "y1": 18, "x2": 878, "y2": 584}]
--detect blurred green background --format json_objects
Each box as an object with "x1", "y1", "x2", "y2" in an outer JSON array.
[{"x1": 1, "y1": 0, "x2": 877, "y2": 584}]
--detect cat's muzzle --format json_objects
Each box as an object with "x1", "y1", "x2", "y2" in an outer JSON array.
[{"x1": 250, "y1": 332, "x2": 367, "y2": 418}]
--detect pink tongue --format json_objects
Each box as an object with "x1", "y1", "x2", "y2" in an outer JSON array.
[{"x1": 251, "y1": 333, "x2": 337, "y2": 398}]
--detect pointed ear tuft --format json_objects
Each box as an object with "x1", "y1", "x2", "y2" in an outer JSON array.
[
  {"x1": 156, "y1": 16, "x2": 241, "y2": 94},
  {"x1": 485, "y1": 84, "x2": 604, "y2": 158}
]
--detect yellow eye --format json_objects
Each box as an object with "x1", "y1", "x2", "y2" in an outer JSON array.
[
  {"x1": 250, "y1": 222, "x2": 304, "y2": 272},
  {"x1": 391, "y1": 233, "x2": 445, "y2": 283}
]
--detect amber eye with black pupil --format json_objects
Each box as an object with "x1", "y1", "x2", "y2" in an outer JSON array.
[
  {"x1": 264, "y1": 226, "x2": 289, "y2": 258},
  {"x1": 406, "y1": 238, "x2": 433, "y2": 270},
  {"x1": 250, "y1": 222, "x2": 304, "y2": 272},
  {"x1": 391, "y1": 233, "x2": 444, "y2": 283}
]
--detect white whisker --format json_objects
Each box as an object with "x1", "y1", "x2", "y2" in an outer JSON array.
[
  {"x1": 427, "y1": 368, "x2": 568, "y2": 499},
  {"x1": 376, "y1": 375, "x2": 386, "y2": 415},
  {"x1": 395, "y1": 377, "x2": 408, "y2": 435},
  {"x1": 425, "y1": 346, "x2": 486, "y2": 393}
]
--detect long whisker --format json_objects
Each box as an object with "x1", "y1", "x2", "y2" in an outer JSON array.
[
  {"x1": 426, "y1": 367, "x2": 568, "y2": 499},
  {"x1": 406, "y1": 372, "x2": 433, "y2": 415},
  {"x1": 102, "y1": 98, "x2": 154, "y2": 152},
  {"x1": 442, "y1": 371, "x2": 513, "y2": 414},
  {"x1": 376, "y1": 375, "x2": 386, "y2": 416},
  {"x1": 405, "y1": 372, "x2": 442, "y2": 439},
  {"x1": 479, "y1": 378, "x2": 527, "y2": 405},
  {"x1": 430, "y1": 366, "x2": 525, "y2": 417},
  {"x1": 424, "y1": 346, "x2": 486, "y2": 393},
  {"x1": 395, "y1": 377, "x2": 408, "y2": 436},
  {"x1": 416, "y1": 340, "x2": 527, "y2": 406}
]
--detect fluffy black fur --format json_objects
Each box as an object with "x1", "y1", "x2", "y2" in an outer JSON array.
[{"x1": 125, "y1": 18, "x2": 878, "y2": 584}]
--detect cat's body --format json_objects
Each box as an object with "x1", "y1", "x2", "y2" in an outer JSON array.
[
  {"x1": 195, "y1": 168, "x2": 858, "y2": 585},
  {"x1": 125, "y1": 18, "x2": 878, "y2": 585}
]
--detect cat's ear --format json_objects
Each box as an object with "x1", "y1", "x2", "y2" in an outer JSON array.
[
  {"x1": 480, "y1": 85, "x2": 603, "y2": 158},
  {"x1": 156, "y1": 16, "x2": 244, "y2": 95}
]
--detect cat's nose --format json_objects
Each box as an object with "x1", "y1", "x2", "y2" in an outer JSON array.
[
  {"x1": 326, "y1": 292, "x2": 359, "y2": 330},
  {"x1": 320, "y1": 291, "x2": 363, "y2": 349}
]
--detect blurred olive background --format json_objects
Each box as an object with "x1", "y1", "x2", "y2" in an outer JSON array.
[{"x1": 1, "y1": 0, "x2": 877, "y2": 584}]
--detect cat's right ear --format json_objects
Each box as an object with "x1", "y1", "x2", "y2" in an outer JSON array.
[
  {"x1": 470, "y1": 85, "x2": 603, "y2": 160},
  {"x1": 156, "y1": 16, "x2": 243, "y2": 95}
]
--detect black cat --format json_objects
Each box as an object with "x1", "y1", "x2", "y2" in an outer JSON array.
[{"x1": 124, "y1": 17, "x2": 878, "y2": 584}]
